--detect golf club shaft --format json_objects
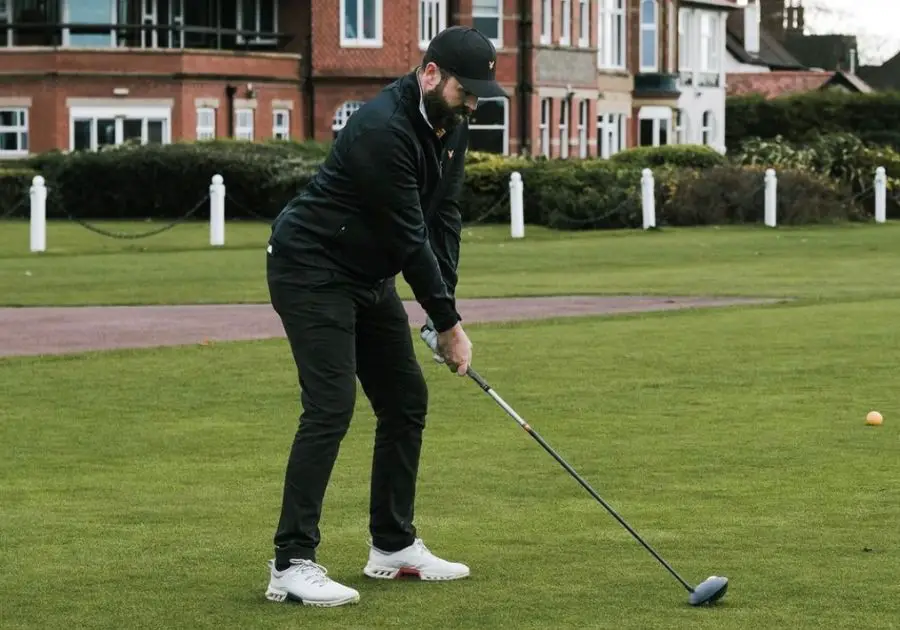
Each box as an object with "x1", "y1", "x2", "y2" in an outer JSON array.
[{"x1": 466, "y1": 366, "x2": 695, "y2": 594}]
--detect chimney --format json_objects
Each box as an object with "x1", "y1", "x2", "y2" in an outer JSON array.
[
  {"x1": 744, "y1": 0, "x2": 761, "y2": 57},
  {"x1": 849, "y1": 48, "x2": 857, "y2": 74}
]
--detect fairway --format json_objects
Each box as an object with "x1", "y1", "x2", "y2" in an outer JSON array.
[
  {"x1": 2, "y1": 221, "x2": 900, "y2": 629},
  {"x1": 3, "y1": 219, "x2": 900, "y2": 305}
]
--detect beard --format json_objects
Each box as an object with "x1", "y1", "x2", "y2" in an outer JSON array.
[{"x1": 422, "y1": 77, "x2": 472, "y2": 134}]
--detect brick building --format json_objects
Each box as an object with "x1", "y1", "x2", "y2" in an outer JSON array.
[{"x1": 0, "y1": 0, "x2": 732, "y2": 159}]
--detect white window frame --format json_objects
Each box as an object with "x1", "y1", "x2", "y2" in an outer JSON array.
[
  {"x1": 701, "y1": 110, "x2": 714, "y2": 146},
  {"x1": 340, "y1": 0, "x2": 383, "y2": 48},
  {"x1": 273, "y1": 108, "x2": 290, "y2": 140},
  {"x1": 196, "y1": 107, "x2": 215, "y2": 140},
  {"x1": 639, "y1": 0, "x2": 658, "y2": 72},
  {"x1": 638, "y1": 106, "x2": 671, "y2": 147},
  {"x1": 332, "y1": 101, "x2": 365, "y2": 134},
  {"x1": 540, "y1": 0, "x2": 551, "y2": 45},
  {"x1": 68, "y1": 104, "x2": 172, "y2": 151},
  {"x1": 419, "y1": 0, "x2": 446, "y2": 49},
  {"x1": 139, "y1": 0, "x2": 186, "y2": 48},
  {"x1": 236, "y1": 0, "x2": 278, "y2": 45},
  {"x1": 678, "y1": 8, "x2": 689, "y2": 71},
  {"x1": 0, "y1": 107, "x2": 28, "y2": 155},
  {"x1": 468, "y1": 97, "x2": 509, "y2": 155},
  {"x1": 560, "y1": 0, "x2": 571, "y2": 45},
  {"x1": 472, "y1": 0, "x2": 502, "y2": 48},
  {"x1": 577, "y1": 99, "x2": 588, "y2": 158},
  {"x1": 667, "y1": 0, "x2": 676, "y2": 72},
  {"x1": 597, "y1": 112, "x2": 625, "y2": 158},
  {"x1": 62, "y1": 0, "x2": 118, "y2": 47},
  {"x1": 598, "y1": 0, "x2": 626, "y2": 70},
  {"x1": 559, "y1": 98, "x2": 570, "y2": 159},
  {"x1": 235, "y1": 108, "x2": 254, "y2": 141},
  {"x1": 578, "y1": 0, "x2": 590, "y2": 47},
  {"x1": 675, "y1": 109, "x2": 689, "y2": 144},
  {"x1": 539, "y1": 98, "x2": 551, "y2": 157}
]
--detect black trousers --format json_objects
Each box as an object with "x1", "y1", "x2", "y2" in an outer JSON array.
[{"x1": 266, "y1": 249, "x2": 429, "y2": 565}]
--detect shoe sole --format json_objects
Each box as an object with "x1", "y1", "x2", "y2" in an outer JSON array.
[
  {"x1": 265, "y1": 585, "x2": 360, "y2": 607},
  {"x1": 363, "y1": 565, "x2": 470, "y2": 581}
]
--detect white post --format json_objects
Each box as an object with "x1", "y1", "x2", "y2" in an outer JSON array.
[
  {"x1": 874, "y1": 167, "x2": 887, "y2": 224},
  {"x1": 764, "y1": 168, "x2": 777, "y2": 227},
  {"x1": 509, "y1": 171, "x2": 524, "y2": 238},
  {"x1": 641, "y1": 168, "x2": 656, "y2": 229},
  {"x1": 29, "y1": 175, "x2": 46, "y2": 253},
  {"x1": 209, "y1": 174, "x2": 225, "y2": 246}
]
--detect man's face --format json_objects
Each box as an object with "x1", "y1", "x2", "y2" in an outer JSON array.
[{"x1": 422, "y1": 65, "x2": 478, "y2": 134}]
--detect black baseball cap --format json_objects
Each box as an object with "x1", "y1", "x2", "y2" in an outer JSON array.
[{"x1": 425, "y1": 26, "x2": 508, "y2": 99}]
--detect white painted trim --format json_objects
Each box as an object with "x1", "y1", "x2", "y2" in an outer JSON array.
[
  {"x1": 69, "y1": 103, "x2": 172, "y2": 151},
  {"x1": 469, "y1": 96, "x2": 509, "y2": 155},
  {"x1": 639, "y1": 0, "x2": 659, "y2": 72},
  {"x1": 638, "y1": 105, "x2": 672, "y2": 119},
  {"x1": 194, "y1": 97, "x2": 220, "y2": 108},
  {"x1": 271, "y1": 99, "x2": 295, "y2": 110},
  {"x1": 536, "y1": 86, "x2": 599, "y2": 99},
  {"x1": 67, "y1": 98, "x2": 175, "y2": 108},
  {"x1": 0, "y1": 97, "x2": 32, "y2": 107},
  {"x1": 472, "y1": 0, "x2": 502, "y2": 48},
  {"x1": 340, "y1": 0, "x2": 384, "y2": 48},
  {"x1": 418, "y1": 0, "x2": 447, "y2": 50}
]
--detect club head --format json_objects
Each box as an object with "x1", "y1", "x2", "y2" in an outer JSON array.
[{"x1": 688, "y1": 576, "x2": 728, "y2": 606}]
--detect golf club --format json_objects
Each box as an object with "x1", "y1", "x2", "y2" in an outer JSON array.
[{"x1": 419, "y1": 327, "x2": 729, "y2": 607}]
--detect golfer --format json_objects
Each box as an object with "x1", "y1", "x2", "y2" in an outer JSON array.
[{"x1": 263, "y1": 26, "x2": 507, "y2": 607}]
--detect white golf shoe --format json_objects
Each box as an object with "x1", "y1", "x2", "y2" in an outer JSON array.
[
  {"x1": 363, "y1": 538, "x2": 470, "y2": 581},
  {"x1": 265, "y1": 559, "x2": 360, "y2": 607}
]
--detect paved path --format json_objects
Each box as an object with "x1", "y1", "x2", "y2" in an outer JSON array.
[{"x1": 0, "y1": 296, "x2": 782, "y2": 358}]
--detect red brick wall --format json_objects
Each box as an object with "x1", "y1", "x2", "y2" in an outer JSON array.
[{"x1": 0, "y1": 49, "x2": 304, "y2": 152}]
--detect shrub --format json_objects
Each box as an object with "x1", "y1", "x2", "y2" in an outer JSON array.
[
  {"x1": 725, "y1": 91, "x2": 900, "y2": 149},
  {"x1": 0, "y1": 167, "x2": 37, "y2": 218},
  {"x1": 659, "y1": 165, "x2": 865, "y2": 226},
  {"x1": 40, "y1": 142, "x2": 316, "y2": 220},
  {"x1": 610, "y1": 144, "x2": 727, "y2": 169}
]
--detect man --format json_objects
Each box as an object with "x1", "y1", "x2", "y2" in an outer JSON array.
[{"x1": 263, "y1": 26, "x2": 507, "y2": 607}]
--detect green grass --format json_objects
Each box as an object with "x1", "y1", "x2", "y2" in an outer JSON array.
[
  {"x1": 2, "y1": 219, "x2": 900, "y2": 305},
  {"x1": 3, "y1": 300, "x2": 900, "y2": 629}
]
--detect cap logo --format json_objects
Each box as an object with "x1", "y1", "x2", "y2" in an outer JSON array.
[
  {"x1": 448, "y1": 150, "x2": 454, "y2": 159},
  {"x1": 488, "y1": 60, "x2": 495, "y2": 70}
]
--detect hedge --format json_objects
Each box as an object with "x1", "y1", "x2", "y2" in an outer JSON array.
[
  {"x1": 0, "y1": 167, "x2": 37, "y2": 218},
  {"x1": 2, "y1": 138, "x2": 878, "y2": 228},
  {"x1": 725, "y1": 91, "x2": 900, "y2": 149}
]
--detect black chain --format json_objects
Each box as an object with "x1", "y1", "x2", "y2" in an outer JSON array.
[{"x1": 61, "y1": 194, "x2": 210, "y2": 239}]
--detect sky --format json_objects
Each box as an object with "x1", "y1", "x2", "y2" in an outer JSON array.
[{"x1": 790, "y1": 0, "x2": 900, "y2": 64}]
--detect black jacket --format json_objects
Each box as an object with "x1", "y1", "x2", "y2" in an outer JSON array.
[{"x1": 269, "y1": 70, "x2": 467, "y2": 333}]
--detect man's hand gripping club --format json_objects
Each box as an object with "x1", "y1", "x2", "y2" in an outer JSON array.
[{"x1": 419, "y1": 318, "x2": 472, "y2": 376}]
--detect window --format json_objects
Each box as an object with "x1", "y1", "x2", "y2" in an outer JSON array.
[
  {"x1": 139, "y1": 0, "x2": 186, "y2": 48},
  {"x1": 0, "y1": 1, "x2": 9, "y2": 48},
  {"x1": 341, "y1": 0, "x2": 382, "y2": 47},
  {"x1": 667, "y1": 0, "x2": 676, "y2": 72},
  {"x1": 63, "y1": 0, "x2": 118, "y2": 47},
  {"x1": 698, "y1": 12, "x2": 720, "y2": 85},
  {"x1": 273, "y1": 108, "x2": 290, "y2": 140},
  {"x1": 638, "y1": 106, "x2": 670, "y2": 147},
  {"x1": 237, "y1": 0, "x2": 277, "y2": 45},
  {"x1": 235, "y1": 108, "x2": 254, "y2": 140},
  {"x1": 540, "y1": 0, "x2": 551, "y2": 44},
  {"x1": 539, "y1": 98, "x2": 551, "y2": 157},
  {"x1": 69, "y1": 105, "x2": 170, "y2": 151},
  {"x1": 701, "y1": 110, "x2": 714, "y2": 146},
  {"x1": 560, "y1": 0, "x2": 571, "y2": 45},
  {"x1": 577, "y1": 99, "x2": 588, "y2": 158},
  {"x1": 0, "y1": 108, "x2": 28, "y2": 154},
  {"x1": 196, "y1": 107, "x2": 215, "y2": 140},
  {"x1": 468, "y1": 98, "x2": 508, "y2": 155},
  {"x1": 332, "y1": 101, "x2": 365, "y2": 138},
  {"x1": 419, "y1": 0, "x2": 446, "y2": 49},
  {"x1": 558, "y1": 99, "x2": 570, "y2": 159},
  {"x1": 578, "y1": 0, "x2": 589, "y2": 47},
  {"x1": 598, "y1": 0, "x2": 625, "y2": 70},
  {"x1": 597, "y1": 112, "x2": 625, "y2": 158},
  {"x1": 678, "y1": 8, "x2": 689, "y2": 71},
  {"x1": 472, "y1": 0, "x2": 501, "y2": 46},
  {"x1": 640, "y1": 0, "x2": 658, "y2": 71},
  {"x1": 675, "y1": 109, "x2": 688, "y2": 144}
]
